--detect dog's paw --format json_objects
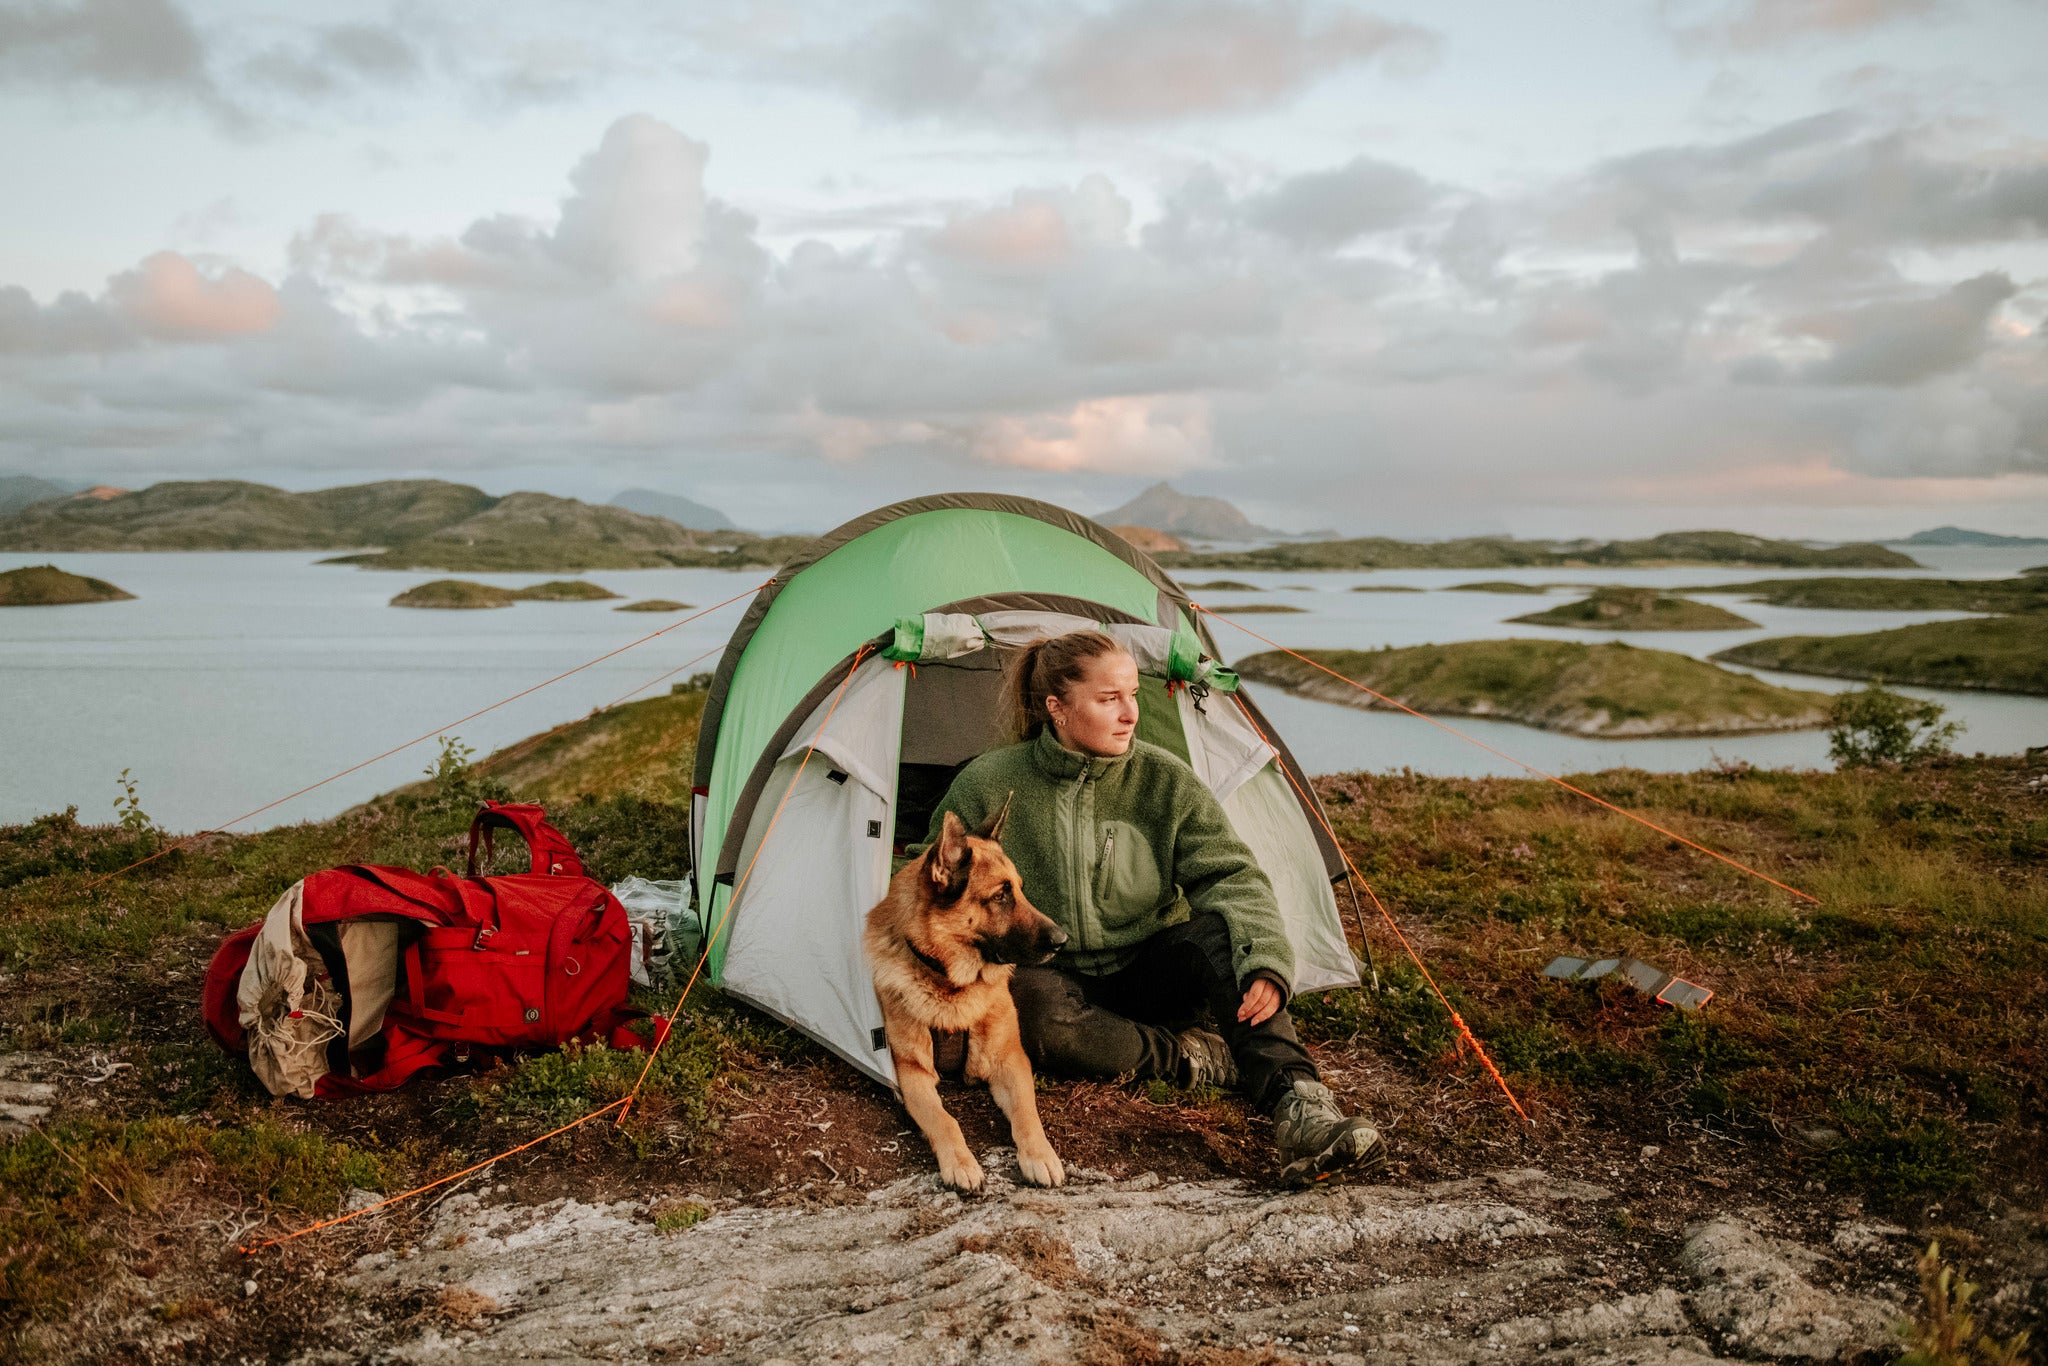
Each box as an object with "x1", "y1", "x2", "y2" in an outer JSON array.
[
  {"x1": 1017, "y1": 1146, "x2": 1065, "y2": 1188},
  {"x1": 939, "y1": 1151, "x2": 985, "y2": 1193}
]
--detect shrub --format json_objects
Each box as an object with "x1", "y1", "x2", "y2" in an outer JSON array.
[
  {"x1": 1827, "y1": 683, "x2": 1962, "y2": 769},
  {"x1": 1898, "y1": 1241, "x2": 2034, "y2": 1366},
  {"x1": 420, "y1": 734, "x2": 510, "y2": 813}
]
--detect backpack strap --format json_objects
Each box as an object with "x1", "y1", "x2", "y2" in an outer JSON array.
[
  {"x1": 401, "y1": 938, "x2": 471, "y2": 1026},
  {"x1": 467, "y1": 800, "x2": 585, "y2": 878}
]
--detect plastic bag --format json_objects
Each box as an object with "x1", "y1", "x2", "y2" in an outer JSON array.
[{"x1": 610, "y1": 875, "x2": 699, "y2": 989}]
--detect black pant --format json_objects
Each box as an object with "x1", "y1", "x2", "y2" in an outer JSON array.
[{"x1": 1007, "y1": 912, "x2": 1317, "y2": 1113}]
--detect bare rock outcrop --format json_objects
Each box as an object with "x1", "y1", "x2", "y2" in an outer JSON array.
[
  {"x1": 309, "y1": 1163, "x2": 1905, "y2": 1364},
  {"x1": 1681, "y1": 1216, "x2": 1897, "y2": 1360}
]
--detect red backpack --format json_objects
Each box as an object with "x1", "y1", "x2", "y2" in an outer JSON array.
[{"x1": 203, "y1": 801, "x2": 659, "y2": 1097}]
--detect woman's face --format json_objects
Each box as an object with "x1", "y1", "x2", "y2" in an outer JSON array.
[{"x1": 1046, "y1": 650, "x2": 1141, "y2": 757}]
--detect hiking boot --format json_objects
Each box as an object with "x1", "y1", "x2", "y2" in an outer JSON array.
[
  {"x1": 1273, "y1": 1078, "x2": 1386, "y2": 1186},
  {"x1": 1175, "y1": 1026, "x2": 1238, "y2": 1089}
]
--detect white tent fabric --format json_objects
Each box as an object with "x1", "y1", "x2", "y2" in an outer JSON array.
[
  {"x1": 1180, "y1": 690, "x2": 1358, "y2": 994},
  {"x1": 721, "y1": 657, "x2": 905, "y2": 1087},
  {"x1": 1222, "y1": 768, "x2": 1356, "y2": 993},
  {"x1": 717, "y1": 612, "x2": 1358, "y2": 1093}
]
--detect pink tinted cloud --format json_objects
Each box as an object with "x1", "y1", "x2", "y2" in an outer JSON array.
[{"x1": 109, "y1": 251, "x2": 280, "y2": 340}]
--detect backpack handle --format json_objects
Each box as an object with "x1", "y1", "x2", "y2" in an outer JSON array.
[{"x1": 466, "y1": 801, "x2": 583, "y2": 878}]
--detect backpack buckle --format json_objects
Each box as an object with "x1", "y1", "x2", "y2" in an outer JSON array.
[{"x1": 472, "y1": 924, "x2": 497, "y2": 950}]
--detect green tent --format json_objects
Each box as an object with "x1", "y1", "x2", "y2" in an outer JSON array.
[{"x1": 689, "y1": 493, "x2": 1355, "y2": 1086}]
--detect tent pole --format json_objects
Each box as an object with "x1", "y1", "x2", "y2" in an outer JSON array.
[{"x1": 1341, "y1": 874, "x2": 1381, "y2": 997}]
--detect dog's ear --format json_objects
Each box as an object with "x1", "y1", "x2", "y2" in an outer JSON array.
[
  {"x1": 928, "y1": 810, "x2": 972, "y2": 902},
  {"x1": 974, "y1": 791, "x2": 1014, "y2": 844}
]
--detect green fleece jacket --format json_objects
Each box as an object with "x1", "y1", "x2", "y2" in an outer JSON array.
[{"x1": 918, "y1": 729, "x2": 1295, "y2": 993}]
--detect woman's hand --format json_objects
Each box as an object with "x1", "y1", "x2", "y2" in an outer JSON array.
[{"x1": 1237, "y1": 976, "x2": 1282, "y2": 1027}]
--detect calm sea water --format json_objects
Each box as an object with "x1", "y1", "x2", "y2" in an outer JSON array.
[{"x1": 2, "y1": 547, "x2": 2043, "y2": 831}]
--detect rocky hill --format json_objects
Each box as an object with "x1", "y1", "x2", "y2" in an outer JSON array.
[
  {"x1": 0, "y1": 479, "x2": 805, "y2": 571},
  {"x1": 1098, "y1": 482, "x2": 1275, "y2": 540}
]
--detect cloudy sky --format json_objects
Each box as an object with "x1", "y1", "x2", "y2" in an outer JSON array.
[{"x1": 2, "y1": 0, "x2": 2045, "y2": 537}]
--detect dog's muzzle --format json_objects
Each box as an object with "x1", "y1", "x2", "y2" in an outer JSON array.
[{"x1": 979, "y1": 922, "x2": 1068, "y2": 966}]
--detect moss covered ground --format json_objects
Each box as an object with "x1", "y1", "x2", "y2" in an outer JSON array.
[{"x1": 3, "y1": 688, "x2": 2043, "y2": 1355}]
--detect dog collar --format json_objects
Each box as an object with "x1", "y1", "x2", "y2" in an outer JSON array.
[{"x1": 905, "y1": 939, "x2": 962, "y2": 990}]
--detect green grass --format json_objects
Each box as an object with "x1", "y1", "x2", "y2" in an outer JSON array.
[
  {"x1": 652, "y1": 1198, "x2": 711, "y2": 1233},
  {"x1": 1234, "y1": 639, "x2": 1832, "y2": 736},
  {"x1": 0, "y1": 564, "x2": 133, "y2": 607},
  {"x1": 1509, "y1": 586, "x2": 1759, "y2": 631},
  {"x1": 1, "y1": 1115, "x2": 402, "y2": 1328},
  {"x1": 1305, "y1": 758, "x2": 2047, "y2": 1205},
  {"x1": 1714, "y1": 616, "x2": 2048, "y2": 695}
]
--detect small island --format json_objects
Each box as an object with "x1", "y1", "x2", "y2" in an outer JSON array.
[
  {"x1": 1349, "y1": 584, "x2": 1424, "y2": 593},
  {"x1": 1713, "y1": 617, "x2": 2048, "y2": 696},
  {"x1": 1445, "y1": 581, "x2": 1551, "y2": 595},
  {"x1": 1509, "y1": 586, "x2": 1759, "y2": 631},
  {"x1": 1234, "y1": 639, "x2": 1832, "y2": 737},
  {"x1": 390, "y1": 579, "x2": 620, "y2": 610},
  {"x1": 1182, "y1": 579, "x2": 1263, "y2": 592},
  {"x1": 1208, "y1": 602, "x2": 1307, "y2": 614},
  {"x1": 0, "y1": 563, "x2": 134, "y2": 607},
  {"x1": 1683, "y1": 575, "x2": 2048, "y2": 614},
  {"x1": 615, "y1": 599, "x2": 694, "y2": 613},
  {"x1": 515, "y1": 580, "x2": 621, "y2": 602}
]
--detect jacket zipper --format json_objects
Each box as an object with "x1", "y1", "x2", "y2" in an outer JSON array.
[
  {"x1": 1095, "y1": 829, "x2": 1116, "y2": 902},
  {"x1": 1072, "y1": 771, "x2": 1092, "y2": 952}
]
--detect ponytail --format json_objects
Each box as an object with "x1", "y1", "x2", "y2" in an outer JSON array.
[{"x1": 1005, "y1": 630, "x2": 1126, "y2": 742}]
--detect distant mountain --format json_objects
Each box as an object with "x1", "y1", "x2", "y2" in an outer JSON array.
[
  {"x1": 0, "y1": 473, "x2": 86, "y2": 517},
  {"x1": 1900, "y1": 526, "x2": 2048, "y2": 548},
  {"x1": 0, "y1": 478, "x2": 804, "y2": 571},
  {"x1": 1098, "y1": 483, "x2": 1277, "y2": 541},
  {"x1": 610, "y1": 488, "x2": 737, "y2": 531}
]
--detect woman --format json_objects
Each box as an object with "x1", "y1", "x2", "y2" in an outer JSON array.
[{"x1": 917, "y1": 629, "x2": 1385, "y2": 1185}]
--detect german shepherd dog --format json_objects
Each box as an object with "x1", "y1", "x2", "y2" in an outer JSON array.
[{"x1": 864, "y1": 800, "x2": 1068, "y2": 1192}]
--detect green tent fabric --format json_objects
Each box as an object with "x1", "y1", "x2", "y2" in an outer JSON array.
[{"x1": 690, "y1": 493, "x2": 1340, "y2": 984}]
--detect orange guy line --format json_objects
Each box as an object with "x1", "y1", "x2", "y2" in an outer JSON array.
[
  {"x1": 1227, "y1": 694, "x2": 1530, "y2": 1123},
  {"x1": 85, "y1": 581, "x2": 767, "y2": 890},
  {"x1": 1196, "y1": 603, "x2": 1818, "y2": 905},
  {"x1": 615, "y1": 644, "x2": 876, "y2": 1125}
]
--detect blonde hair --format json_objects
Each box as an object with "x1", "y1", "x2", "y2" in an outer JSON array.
[{"x1": 1005, "y1": 630, "x2": 1129, "y2": 742}]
